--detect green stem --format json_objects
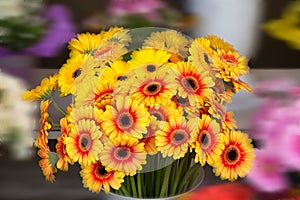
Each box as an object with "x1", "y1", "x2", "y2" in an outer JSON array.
[
  {"x1": 159, "y1": 163, "x2": 172, "y2": 198},
  {"x1": 177, "y1": 164, "x2": 200, "y2": 193},
  {"x1": 52, "y1": 100, "x2": 66, "y2": 116},
  {"x1": 170, "y1": 155, "x2": 188, "y2": 196},
  {"x1": 137, "y1": 173, "x2": 143, "y2": 198},
  {"x1": 120, "y1": 185, "x2": 131, "y2": 196},
  {"x1": 130, "y1": 176, "x2": 138, "y2": 198},
  {"x1": 155, "y1": 168, "x2": 162, "y2": 197}
]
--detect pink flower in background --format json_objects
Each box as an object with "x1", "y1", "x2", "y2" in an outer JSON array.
[
  {"x1": 247, "y1": 150, "x2": 290, "y2": 193},
  {"x1": 107, "y1": 0, "x2": 166, "y2": 18}
]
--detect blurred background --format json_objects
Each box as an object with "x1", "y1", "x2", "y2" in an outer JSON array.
[{"x1": 0, "y1": 0, "x2": 299, "y2": 199}]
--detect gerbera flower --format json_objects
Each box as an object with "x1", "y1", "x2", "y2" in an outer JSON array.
[
  {"x1": 99, "y1": 136, "x2": 147, "y2": 176},
  {"x1": 212, "y1": 129, "x2": 255, "y2": 181},
  {"x1": 128, "y1": 48, "x2": 171, "y2": 69},
  {"x1": 130, "y1": 66, "x2": 177, "y2": 107},
  {"x1": 37, "y1": 142, "x2": 59, "y2": 182},
  {"x1": 70, "y1": 104, "x2": 96, "y2": 124},
  {"x1": 100, "y1": 97, "x2": 150, "y2": 140},
  {"x1": 231, "y1": 78, "x2": 253, "y2": 93},
  {"x1": 68, "y1": 32, "x2": 102, "y2": 57},
  {"x1": 35, "y1": 100, "x2": 52, "y2": 148},
  {"x1": 22, "y1": 74, "x2": 58, "y2": 101},
  {"x1": 80, "y1": 161, "x2": 125, "y2": 193},
  {"x1": 190, "y1": 114, "x2": 223, "y2": 166},
  {"x1": 65, "y1": 119, "x2": 103, "y2": 166},
  {"x1": 56, "y1": 117, "x2": 73, "y2": 171},
  {"x1": 156, "y1": 116, "x2": 198, "y2": 160},
  {"x1": 143, "y1": 29, "x2": 190, "y2": 59},
  {"x1": 101, "y1": 60, "x2": 133, "y2": 84},
  {"x1": 188, "y1": 38, "x2": 216, "y2": 73},
  {"x1": 171, "y1": 61, "x2": 215, "y2": 106},
  {"x1": 58, "y1": 54, "x2": 92, "y2": 96},
  {"x1": 205, "y1": 35, "x2": 235, "y2": 52},
  {"x1": 212, "y1": 49, "x2": 249, "y2": 82},
  {"x1": 92, "y1": 40, "x2": 128, "y2": 64},
  {"x1": 223, "y1": 111, "x2": 237, "y2": 130},
  {"x1": 100, "y1": 27, "x2": 131, "y2": 45}
]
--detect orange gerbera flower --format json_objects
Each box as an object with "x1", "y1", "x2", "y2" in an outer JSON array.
[
  {"x1": 80, "y1": 161, "x2": 125, "y2": 193},
  {"x1": 212, "y1": 129, "x2": 255, "y2": 181}
]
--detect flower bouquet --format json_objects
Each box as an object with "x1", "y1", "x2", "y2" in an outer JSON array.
[{"x1": 23, "y1": 27, "x2": 255, "y2": 198}]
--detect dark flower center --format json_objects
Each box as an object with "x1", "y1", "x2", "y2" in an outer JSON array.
[
  {"x1": 144, "y1": 82, "x2": 161, "y2": 95},
  {"x1": 174, "y1": 133, "x2": 185, "y2": 141},
  {"x1": 121, "y1": 115, "x2": 130, "y2": 126},
  {"x1": 152, "y1": 113, "x2": 163, "y2": 121},
  {"x1": 99, "y1": 166, "x2": 108, "y2": 175},
  {"x1": 117, "y1": 112, "x2": 133, "y2": 130},
  {"x1": 201, "y1": 133, "x2": 208, "y2": 145},
  {"x1": 227, "y1": 149, "x2": 238, "y2": 161},
  {"x1": 147, "y1": 64, "x2": 156, "y2": 72},
  {"x1": 117, "y1": 148, "x2": 128, "y2": 158},
  {"x1": 204, "y1": 53, "x2": 211, "y2": 64},
  {"x1": 183, "y1": 76, "x2": 198, "y2": 91},
  {"x1": 117, "y1": 75, "x2": 127, "y2": 81},
  {"x1": 79, "y1": 134, "x2": 91, "y2": 151},
  {"x1": 172, "y1": 130, "x2": 187, "y2": 145},
  {"x1": 73, "y1": 69, "x2": 82, "y2": 78}
]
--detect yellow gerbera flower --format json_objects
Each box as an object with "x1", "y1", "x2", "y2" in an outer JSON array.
[
  {"x1": 156, "y1": 116, "x2": 198, "y2": 160},
  {"x1": 223, "y1": 111, "x2": 237, "y2": 130},
  {"x1": 205, "y1": 35, "x2": 236, "y2": 52},
  {"x1": 101, "y1": 60, "x2": 133, "y2": 84},
  {"x1": 80, "y1": 161, "x2": 125, "y2": 193},
  {"x1": 212, "y1": 50, "x2": 249, "y2": 82},
  {"x1": 143, "y1": 29, "x2": 190, "y2": 58},
  {"x1": 22, "y1": 74, "x2": 58, "y2": 101},
  {"x1": 212, "y1": 129, "x2": 255, "y2": 181},
  {"x1": 68, "y1": 32, "x2": 102, "y2": 57},
  {"x1": 100, "y1": 96, "x2": 150, "y2": 140},
  {"x1": 188, "y1": 38, "x2": 215, "y2": 73},
  {"x1": 65, "y1": 119, "x2": 103, "y2": 166},
  {"x1": 58, "y1": 54, "x2": 91, "y2": 96},
  {"x1": 100, "y1": 27, "x2": 131, "y2": 45},
  {"x1": 190, "y1": 114, "x2": 224, "y2": 166},
  {"x1": 100, "y1": 136, "x2": 147, "y2": 176},
  {"x1": 128, "y1": 48, "x2": 171, "y2": 69}
]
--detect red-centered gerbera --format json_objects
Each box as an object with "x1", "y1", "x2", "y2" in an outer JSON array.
[
  {"x1": 65, "y1": 119, "x2": 103, "y2": 166},
  {"x1": 80, "y1": 161, "x2": 125, "y2": 193},
  {"x1": 37, "y1": 142, "x2": 58, "y2": 182},
  {"x1": 130, "y1": 66, "x2": 177, "y2": 107},
  {"x1": 156, "y1": 116, "x2": 198, "y2": 160},
  {"x1": 99, "y1": 136, "x2": 147, "y2": 176},
  {"x1": 212, "y1": 49, "x2": 249, "y2": 82},
  {"x1": 100, "y1": 97, "x2": 150, "y2": 140},
  {"x1": 190, "y1": 114, "x2": 224, "y2": 166},
  {"x1": 171, "y1": 61, "x2": 215, "y2": 106},
  {"x1": 212, "y1": 129, "x2": 255, "y2": 181},
  {"x1": 56, "y1": 117, "x2": 73, "y2": 171}
]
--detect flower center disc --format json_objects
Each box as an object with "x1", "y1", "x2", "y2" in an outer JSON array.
[
  {"x1": 95, "y1": 165, "x2": 111, "y2": 179},
  {"x1": 114, "y1": 147, "x2": 131, "y2": 161},
  {"x1": 144, "y1": 82, "x2": 162, "y2": 95},
  {"x1": 79, "y1": 133, "x2": 92, "y2": 151},
  {"x1": 198, "y1": 130, "x2": 211, "y2": 150},
  {"x1": 183, "y1": 76, "x2": 199, "y2": 91},
  {"x1": 73, "y1": 68, "x2": 82, "y2": 79},
  {"x1": 171, "y1": 130, "x2": 187, "y2": 145},
  {"x1": 117, "y1": 112, "x2": 133, "y2": 130},
  {"x1": 224, "y1": 146, "x2": 240, "y2": 164}
]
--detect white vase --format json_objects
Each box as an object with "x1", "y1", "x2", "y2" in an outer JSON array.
[{"x1": 186, "y1": 0, "x2": 265, "y2": 59}]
